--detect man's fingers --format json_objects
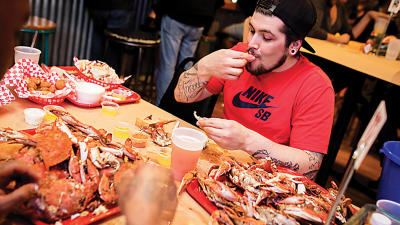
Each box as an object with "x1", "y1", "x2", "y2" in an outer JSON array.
[
  {"x1": 0, "y1": 183, "x2": 38, "y2": 212},
  {"x1": 229, "y1": 50, "x2": 255, "y2": 62}
]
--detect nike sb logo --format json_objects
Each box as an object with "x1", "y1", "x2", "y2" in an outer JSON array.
[{"x1": 232, "y1": 86, "x2": 277, "y2": 121}]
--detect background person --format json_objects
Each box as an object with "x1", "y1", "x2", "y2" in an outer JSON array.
[
  {"x1": 153, "y1": 0, "x2": 224, "y2": 106},
  {"x1": 0, "y1": 0, "x2": 42, "y2": 220},
  {"x1": 308, "y1": 0, "x2": 390, "y2": 44},
  {"x1": 174, "y1": 0, "x2": 335, "y2": 179}
]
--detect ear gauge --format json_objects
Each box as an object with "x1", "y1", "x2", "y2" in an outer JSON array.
[{"x1": 290, "y1": 49, "x2": 297, "y2": 56}]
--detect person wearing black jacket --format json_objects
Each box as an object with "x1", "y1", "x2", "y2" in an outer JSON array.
[
  {"x1": 154, "y1": 0, "x2": 224, "y2": 106},
  {"x1": 84, "y1": 0, "x2": 134, "y2": 72}
]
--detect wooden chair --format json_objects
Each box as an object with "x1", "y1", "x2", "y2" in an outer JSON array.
[{"x1": 21, "y1": 16, "x2": 56, "y2": 65}]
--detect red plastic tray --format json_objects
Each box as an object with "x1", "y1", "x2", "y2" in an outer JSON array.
[
  {"x1": 186, "y1": 166, "x2": 329, "y2": 215},
  {"x1": 20, "y1": 129, "x2": 121, "y2": 225},
  {"x1": 66, "y1": 85, "x2": 141, "y2": 108},
  {"x1": 44, "y1": 66, "x2": 141, "y2": 107}
]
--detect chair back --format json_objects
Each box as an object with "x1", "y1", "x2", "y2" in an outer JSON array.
[{"x1": 159, "y1": 57, "x2": 219, "y2": 126}]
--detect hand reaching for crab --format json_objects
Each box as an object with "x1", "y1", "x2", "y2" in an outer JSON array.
[
  {"x1": 197, "y1": 117, "x2": 254, "y2": 150},
  {"x1": 0, "y1": 161, "x2": 40, "y2": 216}
]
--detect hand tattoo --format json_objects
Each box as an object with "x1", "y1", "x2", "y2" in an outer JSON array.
[{"x1": 252, "y1": 149, "x2": 300, "y2": 171}]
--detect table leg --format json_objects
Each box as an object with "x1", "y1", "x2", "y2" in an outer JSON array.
[{"x1": 315, "y1": 72, "x2": 365, "y2": 186}]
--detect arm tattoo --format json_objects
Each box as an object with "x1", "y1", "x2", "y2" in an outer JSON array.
[
  {"x1": 177, "y1": 62, "x2": 208, "y2": 101},
  {"x1": 252, "y1": 149, "x2": 300, "y2": 171},
  {"x1": 305, "y1": 151, "x2": 323, "y2": 170}
]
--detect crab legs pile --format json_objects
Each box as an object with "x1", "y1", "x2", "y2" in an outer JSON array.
[
  {"x1": 0, "y1": 108, "x2": 141, "y2": 222},
  {"x1": 179, "y1": 159, "x2": 354, "y2": 225}
]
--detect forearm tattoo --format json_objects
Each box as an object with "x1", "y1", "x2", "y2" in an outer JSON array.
[
  {"x1": 177, "y1": 62, "x2": 209, "y2": 102},
  {"x1": 252, "y1": 149, "x2": 323, "y2": 179},
  {"x1": 305, "y1": 151, "x2": 323, "y2": 170},
  {"x1": 252, "y1": 149, "x2": 300, "y2": 171}
]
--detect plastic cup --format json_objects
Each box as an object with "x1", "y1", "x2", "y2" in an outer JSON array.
[
  {"x1": 111, "y1": 89, "x2": 127, "y2": 101},
  {"x1": 374, "y1": 17, "x2": 389, "y2": 35},
  {"x1": 113, "y1": 122, "x2": 131, "y2": 139},
  {"x1": 42, "y1": 105, "x2": 65, "y2": 122},
  {"x1": 385, "y1": 39, "x2": 400, "y2": 60},
  {"x1": 101, "y1": 101, "x2": 119, "y2": 116},
  {"x1": 24, "y1": 108, "x2": 46, "y2": 126},
  {"x1": 377, "y1": 199, "x2": 400, "y2": 219},
  {"x1": 170, "y1": 127, "x2": 207, "y2": 181},
  {"x1": 14, "y1": 46, "x2": 41, "y2": 64},
  {"x1": 131, "y1": 132, "x2": 150, "y2": 148},
  {"x1": 157, "y1": 147, "x2": 172, "y2": 167}
]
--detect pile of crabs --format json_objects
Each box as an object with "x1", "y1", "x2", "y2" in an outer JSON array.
[
  {"x1": 179, "y1": 159, "x2": 356, "y2": 225},
  {"x1": 0, "y1": 108, "x2": 143, "y2": 223}
]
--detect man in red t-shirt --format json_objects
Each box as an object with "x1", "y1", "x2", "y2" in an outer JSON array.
[{"x1": 174, "y1": 0, "x2": 334, "y2": 179}]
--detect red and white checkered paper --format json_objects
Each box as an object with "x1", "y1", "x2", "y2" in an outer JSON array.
[{"x1": 1, "y1": 59, "x2": 73, "y2": 105}]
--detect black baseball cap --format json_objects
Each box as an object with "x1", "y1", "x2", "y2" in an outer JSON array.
[{"x1": 256, "y1": 0, "x2": 316, "y2": 53}]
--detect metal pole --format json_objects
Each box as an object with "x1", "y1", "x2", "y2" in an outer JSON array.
[{"x1": 324, "y1": 145, "x2": 363, "y2": 225}]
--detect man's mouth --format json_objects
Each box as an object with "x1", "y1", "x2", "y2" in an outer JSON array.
[{"x1": 247, "y1": 47, "x2": 260, "y2": 58}]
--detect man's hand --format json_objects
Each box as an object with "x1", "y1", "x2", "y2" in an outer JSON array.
[
  {"x1": 197, "y1": 117, "x2": 252, "y2": 150},
  {"x1": 197, "y1": 49, "x2": 255, "y2": 80},
  {"x1": 0, "y1": 161, "x2": 39, "y2": 214}
]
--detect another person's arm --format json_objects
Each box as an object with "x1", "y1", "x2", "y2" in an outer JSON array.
[
  {"x1": 174, "y1": 49, "x2": 254, "y2": 103},
  {"x1": 352, "y1": 10, "x2": 390, "y2": 39}
]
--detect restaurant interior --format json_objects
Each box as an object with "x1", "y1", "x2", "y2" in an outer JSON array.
[{"x1": 2, "y1": 0, "x2": 400, "y2": 224}]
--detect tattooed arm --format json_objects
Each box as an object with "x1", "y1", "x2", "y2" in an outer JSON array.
[
  {"x1": 174, "y1": 49, "x2": 255, "y2": 103},
  {"x1": 197, "y1": 118, "x2": 324, "y2": 179},
  {"x1": 252, "y1": 149, "x2": 323, "y2": 179}
]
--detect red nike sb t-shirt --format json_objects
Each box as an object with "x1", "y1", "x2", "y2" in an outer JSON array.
[{"x1": 205, "y1": 42, "x2": 334, "y2": 154}]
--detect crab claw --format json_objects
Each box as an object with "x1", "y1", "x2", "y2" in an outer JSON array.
[{"x1": 177, "y1": 170, "x2": 197, "y2": 195}]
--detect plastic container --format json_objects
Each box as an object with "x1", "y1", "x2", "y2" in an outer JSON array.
[
  {"x1": 75, "y1": 82, "x2": 105, "y2": 104},
  {"x1": 42, "y1": 105, "x2": 65, "y2": 122},
  {"x1": 345, "y1": 204, "x2": 400, "y2": 225},
  {"x1": 14, "y1": 46, "x2": 41, "y2": 64},
  {"x1": 378, "y1": 141, "x2": 400, "y2": 203},
  {"x1": 130, "y1": 132, "x2": 150, "y2": 148},
  {"x1": 24, "y1": 108, "x2": 46, "y2": 126},
  {"x1": 377, "y1": 200, "x2": 400, "y2": 220},
  {"x1": 113, "y1": 122, "x2": 130, "y2": 139},
  {"x1": 101, "y1": 101, "x2": 119, "y2": 116}
]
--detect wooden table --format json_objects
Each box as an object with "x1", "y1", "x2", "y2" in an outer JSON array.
[
  {"x1": 302, "y1": 37, "x2": 400, "y2": 86},
  {"x1": 301, "y1": 37, "x2": 400, "y2": 185},
  {"x1": 0, "y1": 97, "x2": 211, "y2": 225}
]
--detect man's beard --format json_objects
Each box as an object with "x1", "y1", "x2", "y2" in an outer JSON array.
[{"x1": 246, "y1": 53, "x2": 287, "y2": 76}]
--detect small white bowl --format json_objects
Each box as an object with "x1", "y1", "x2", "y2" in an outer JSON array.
[
  {"x1": 75, "y1": 82, "x2": 105, "y2": 104},
  {"x1": 24, "y1": 108, "x2": 46, "y2": 126}
]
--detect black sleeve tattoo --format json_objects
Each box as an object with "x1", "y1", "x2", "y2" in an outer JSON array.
[
  {"x1": 177, "y1": 62, "x2": 209, "y2": 102},
  {"x1": 252, "y1": 149, "x2": 323, "y2": 179},
  {"x1": 305, "y1": 151, "x2": 323, "y2": 170},
  {"x1": 252, "y1": 149, "x2": 300, "y2": 171}
]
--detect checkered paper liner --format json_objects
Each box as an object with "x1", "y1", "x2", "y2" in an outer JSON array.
[
  {"x1": 73, "y1": 57, "x2": 126, "y2": 88},
  {"x1": 1, "y1": 59, "x2": 73, "y2": 105}
]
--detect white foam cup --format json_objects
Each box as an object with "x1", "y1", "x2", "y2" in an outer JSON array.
[{"x1": 14, "y1": 46, "x2": 41, "y2": 64}]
